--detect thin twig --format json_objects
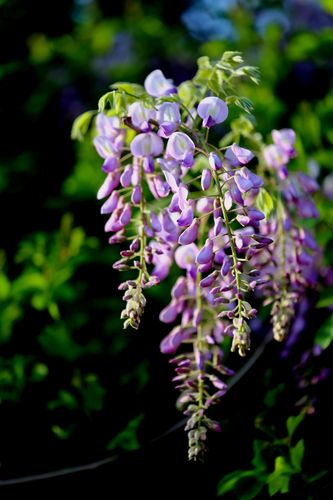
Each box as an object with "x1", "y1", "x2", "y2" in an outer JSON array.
[{"x1": 0, "y1": 455, "x2": 118, "y2": 486}]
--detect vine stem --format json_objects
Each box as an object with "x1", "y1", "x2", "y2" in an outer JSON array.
[
  {"x1": 277, "y1": 197, "x2": 286, "y2": 288},
  {"x1": 137, "y1": 160, "x2": 148, "y2": 284},
  {"x1": 196, "y1": 140, "x2": 243, "y2": 315},
  {"x1": 212, "y1": 170, "x2": 243, "y2": 315},
  {"x1": 195, "y1": 270, "x2": 205, "y2": 423}
]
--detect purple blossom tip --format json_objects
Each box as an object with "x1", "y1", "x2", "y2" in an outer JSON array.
[
  {"x1": 196, "y1": 239, "x2": 213, "y2": 265},
  {"x1": 159, "y1": 302, "x2": 179, "y2": 323},
  {"x1": 197, "y1": 96, "x2": 228, "y2": 127},
  {"x1": 209, "y1": 152, "x2": 222, "y2": 171},
  {"x1": 93, "y1": 136, "x2": 116, "y2": 159},
  {"x1": 231, "y1": 144, "x2": 254, "y2": 164},
  {"x1": 201, "y1": 168, "x2": 212, "y2": 191},
  {"x1": 97, "y1": 171, "x2": 121, "y2": 200},
  {"x1": 272, "y1": 128, "x2": 296, "y2": 156},
  {"x1": 144, "y1": 69, "x2": 176, "y2": 97},
  {"x1": 160, "y1": 326, "x2": 195, "y2": 354},
  {"x1": 166, "y1": 132, "x2": 195, "y2": 165},
  {"x1": 131, "y1": 185, "x2": 141, "y2": 205},
  {"x1": 200, "y1": 271, "x2": 218, "y2": 288},
  {"x1": 177, "y1": 205, "x2": 194, "y2": 227},
  {"x1": 178, "y1": 218, "x2": 200, "y2": 245}
]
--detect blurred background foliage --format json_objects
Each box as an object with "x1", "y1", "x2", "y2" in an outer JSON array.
[{"x1": 1, "y1": 0, "x2": 333, "y2": 496}]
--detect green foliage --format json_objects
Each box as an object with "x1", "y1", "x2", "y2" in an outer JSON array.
[
  {"x1": 71, "y1": 110, "x2": 97, "y2": 141},
  {"x1": 218, "y1": 403, "x2": 317, "y2": 497},
  {"x1": 63, "y1": 140, "x2": 104, "y2": 199},
  {"x1": 316, "y1": 287, "x2": 333, "y2": 308},
  {"x1": 257, "y1": 188, "x2": 275, "y2": 219},
  {"x1": 192, "y1": 52, "x2": 257, "y2": 115},
  {"x1": 286, "y1": 414, "x2": 304, "y2": 439},
  {"x1": 267, "y1": 456, "x2": 293, "y2": 496},
  {"x1": 314, "y1": 314, "x2": 333, "y2": 350},
  {"x1": 0, "y1": 214, "x2": 98, "y2": 342},
  {"x1": 107, "y1": 413, "x2": 144, "y2": 452}
]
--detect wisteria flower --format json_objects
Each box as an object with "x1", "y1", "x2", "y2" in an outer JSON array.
[
  {"x1": 128, "y1": 102, "x2": 156, "y2": 131},
  {"x1": 144, "y1": 69, "x2": 176, "y2": 97},
  {"x1": 166, "y1": 132, "x2": 195, "y2": 167},
  {"x1": 130, "y1": 132, "x2": 164, "y2": 157},
  {"x1": 157, "y1": 102, "x2": 181, "y2": 138},
  {"x1": 197, "y1": 96, "x2": 228, "y2": 127}
]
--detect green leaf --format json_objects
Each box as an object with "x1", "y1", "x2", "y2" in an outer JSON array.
[
  {"x1": 0, "y1": 272, "x2": 10, "y2": 300},
  {"x1": 111, "y1": 82, "x2": 146, "y2": 98},
  {"x1": 114, "y1": 91, "x2": 127, "y2": 116},
  {"x1": 48, "y1": 389, "x2": 78, "y2": 410},
  {"x1": 316, "y1": 287, "x2": 333, "y2": 308},
  {"x1": 107, "y1": 413, "x2": 144, "y2": 452},
  {"x1": 197, "y1": 55, "x2": 212, "y2": 70},
  {"x1": 98, "y1": 91, "x2": 115, "y2": 113},
  {"x1": 71, "y1": 110, "x2": 96, "y2": 141},
  {"x1": 81, "y1": 374, "x2": 106, "y2": 413},
  {"x1": 251, "y1": 440, "x2": 267, "y2": 471},
  {"x1": 268, "y1": 472, "x2": 291, "y2": 496},
  {"x1": 208, "y1": 71, "x2": 223, "y2": 95},
  {"x1": 178, "y1": 81, "x2": 197, "y2": 107},
  {"x1": 314, "y1": 314, "x2": 333, "y2": 350},
  {"x1": 12, "y1": 271, "x2": 47, "y2": 295},
  {"x1": 39, "y1": 323, "x2": 83, "y2": 361},
  {"x1": 308, "y1": 470, "x2": 328, "y2": 483},
  {"x1": 234, "y1": 66, "x2": 260, "y2": 85},
  {"x1": 321, "y1": 0, "x2": 333, "y2": 15},
  {"x1": 228, "y1": 115, "x2": 255, "y2": 138},
  {"x1": 31, "y1": 363, "x2": 49, "y2": 382},
  {"x1": 227, "y1": 96, "x2": 254, "y2": 114},
  {"x1": 268, "y1": 456, "x2": 293, "y2": 496},
  {"x1": 287, "y1": 414, "x2": 304, "y2": 438},
  {"x1": 52, "y1": 425, "x2": 73, "y2": 439},
  {"x1": 217, "y1": 470, "x2": 257, "y2": 496},
  {"x1": 256, "y1": 188, "x2": 274, "y2": 219},
  {"x1": 264, "y1": 383, "x2": 284, "y2": 407},
  {"x1": 221, "y1": 51, "x2": 244, "y2": 64},
  {"x1": 290, "y1": 439, "x2": 305, "y2": 471},
  {"x1": 195, "y1": 56, "x2": 214, "y2": 81},
  {"x1": 239, "y1": 481, "x2": 265, "y2": 500}
]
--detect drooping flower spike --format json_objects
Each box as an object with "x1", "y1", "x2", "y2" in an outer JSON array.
[{"x1": 73, "y1": 53, "x2": 320, "y2": 461}]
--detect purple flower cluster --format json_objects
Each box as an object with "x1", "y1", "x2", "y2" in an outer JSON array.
[
  {"x1": 260, "y1": 130, "x2": 320, "y2": 341},
  {"x1": 81, "y1": 59, "x2": 320, "y2": 461}
]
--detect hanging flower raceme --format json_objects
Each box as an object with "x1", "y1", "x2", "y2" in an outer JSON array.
[
  {"x1": 73, "y1": 53, "x2": 320, "y2": 462},
  {"x1": 259, "y1": 129, "x2": 320, "y2": 341}
]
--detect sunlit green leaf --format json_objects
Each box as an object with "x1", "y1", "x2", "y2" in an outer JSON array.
[
  {"x1": 98, "y1": 91, "x2": 115, "y2": 113},
  {"x1": 178, "y1": 81, "x2": 197, "y2": 107},
  {"x1": 31, "y1": 363, "x2": 49, "y2": 382},
  {"x1": 316, "y1": 287, "x2": 333, "y2": 308},
  {"x1": 290, "y1": 439, "x2": 305, "y2": 471},
  {"x1": 287, "y1": 414, "x2": 304, "y2": 438},
  {"x1": 256, "y1": 188, "x2": 275, "y2": 219},
  {"x1": 217, "y1": 470, "x2": 257, "y2": 495},
  {"x1": 268, "y1": 456, "x2": 293, "y2": 496},
  {"x1": 111, "y1": 82, "x2": 146, "y2": 98},
  {"x1": 107, "y1": 413, "x2": 144, "y2": 452},
  {"x1": 314, "y1": 314, "x2": 333, "y2": 350},
  {"x1": 0, "y1": 272, "x2": 10, "y2": 300},
  {"x1": 71, "y1": 110, "x2": 97, "y2": 141}
]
